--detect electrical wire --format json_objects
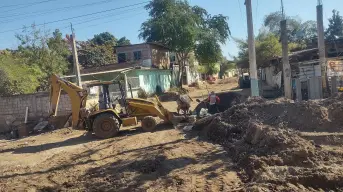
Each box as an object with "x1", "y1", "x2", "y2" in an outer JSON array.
[
  {"x1": 73, "y1": 12, "x2": 146, "y2": 31},
  {"x1": 0, "y1": 0, "x2": 119, "y2": 21},
  {"x1": 0, "y1": 0, "x2": 58, "y2": 13},
  {"x1": 0, "y1": 0, "x2": 57, "y2": 9},
  {"x1": 72, "y1": 7, "x2": 145, "y2": 27},
  {"x1": 0, "y1": 1, "x2": 149, "y2": 34},
  {"x1": 237, "y1": 0, "x2": 246, "y2": 30},
  {"x1": 0, "y1": 4, "x2": 145, "y2": 25}
]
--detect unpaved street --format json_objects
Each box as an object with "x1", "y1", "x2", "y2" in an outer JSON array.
[
  {"x1": 0, "y1": 80, "x2": 243, "y2": 191},
  {"x1": 0, "y1": 125, "x2": 242, "y2": 191}
]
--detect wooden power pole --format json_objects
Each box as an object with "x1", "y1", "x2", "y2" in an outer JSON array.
[
  {"x1": 70, "y1": 24, "x2": 82, "y2": 87},
  {"x1": 280, "y1": 1, "x2": 292, "y2": 99},
  {"x1": 317, "y1": 1, "x2": 329, "y2": 97},
  {"x1": 245, "y1": 0, "x2": 259, "y2": 96}
]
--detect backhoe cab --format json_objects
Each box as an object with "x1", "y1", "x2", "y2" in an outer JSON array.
[{"x1": 49, "y1": 74, "x2": 174, "y2": 139}]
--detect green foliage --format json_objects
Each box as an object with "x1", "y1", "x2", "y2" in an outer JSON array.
[
  {"x1": 219, "y1": 58, "x2": 236, "y2": 77},
  {"x1": 91, "y1": 32, "x2": 117, "y2": 46},
  {"x1": 0, "y1": 54, "x2": 43, "y2": 96},
  {"x1": 263, "y1": 11, "x2": 317, "y2": 44},
  {"x1": 195, "y1": 33, "x2": 222, "y2": 65},
  {"x1": 325, "y1": 10, "x2": 343, "y2": 40},
  {"x1": 15, "y1": 26, "x2": 71, "y2": 91},
  {"x1": 117, "y1": 37, "x2": 131, "y2": 46},
  {"x1": 235, "y1": 33, "x2": 304, "y2": 68},
  {"x1": 137, "y1": 88, "x2": 148, "y2": 99},
  {"x1": 78, "y1": 32, "x2": 131, "y2": 68},
  {"x1": 139, "y1": 0, "x2": 230, "y2": 86},
  {"x1": 78, "y1": 41, "x2": 116, "y2": 68},
  {"x1": 198, "y1": 63, "x2": 220, "y2": 75}
]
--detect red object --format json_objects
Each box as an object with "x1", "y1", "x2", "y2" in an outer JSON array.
[{"x1": 206, "y1": 95, "x2": 220, "y2": 104}]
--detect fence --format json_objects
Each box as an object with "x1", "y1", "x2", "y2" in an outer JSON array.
[{"x1": 0, "y1": 92, "x2": 71, "y2": 133}]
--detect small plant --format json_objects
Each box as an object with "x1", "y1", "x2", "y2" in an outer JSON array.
[{"x1": 137, "y1": 88, "x2": 148, "y2": 99}]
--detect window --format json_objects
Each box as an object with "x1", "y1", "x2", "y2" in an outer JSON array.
[
  {"x1": 170, "y1": 55, "x2": 176, "y2": 62},
  {"x1": 118, "y1": 53, "x2": 127, "y2": 63},
  {"x1": 133, "y1": 51, "x2": 142, "y2": 61}
]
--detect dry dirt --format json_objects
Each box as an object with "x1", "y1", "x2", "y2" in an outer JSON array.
[
  {"x1": 194, "y1": 95, "x2": 343, "y2": 191},
  {"x1": 0, "y1": 79, "x2": 245, "y2": 192},
  {"x1": 3, "y1": 78, "x2": 343, "y2": 192}
]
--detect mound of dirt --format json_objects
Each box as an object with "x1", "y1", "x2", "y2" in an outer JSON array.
[
  {"x1": 193, "y1": 95, "x2": 343, "y2": 191},
  {"x1": 158, "y1": 92, "x2": 179, "y2": 102},
  {"x1": 194, "y1": 92, "x2": 247, "y2": 116}
]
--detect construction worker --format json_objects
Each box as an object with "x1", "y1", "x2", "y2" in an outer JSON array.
[{"x1": 207, "y1": 91, "x2": 220, "y2": 114}]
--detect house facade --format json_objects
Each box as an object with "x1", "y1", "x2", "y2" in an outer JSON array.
[
  {"x1": 115, "y1": 42, "x2": 170, "y2": 69},
  {"x1": 169, "y1": 52, "x2": 200, "y2": 85}
]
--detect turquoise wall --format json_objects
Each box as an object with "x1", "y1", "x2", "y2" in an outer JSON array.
[
  {"x1": 135, "y1": 69, "x2": 172, "y2": 93},
  {"x1": 66, "y1": 69, "x2": 172, "y2": 94}
]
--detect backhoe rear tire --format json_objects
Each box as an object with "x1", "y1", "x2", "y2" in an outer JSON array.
[
  {"x1": 141, "y1": 116, "x2": 157, "y2": 132},
  {"x1": 93, "y1": 113, "x2": 120, "y2": 139}
]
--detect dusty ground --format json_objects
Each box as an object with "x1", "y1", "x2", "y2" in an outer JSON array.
[
  {"x1": 0, "y1": 79, "x2": 245, "y2": 192},
  {"x1": 3, "y1": 78, "x2": 342, "y2": 191}
]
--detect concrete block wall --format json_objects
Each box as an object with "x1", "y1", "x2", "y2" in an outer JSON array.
[{"x1": 0, "y1": 92, "x2": 71, "y2": 133}]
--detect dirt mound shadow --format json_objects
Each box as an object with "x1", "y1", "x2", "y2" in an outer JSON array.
[{"x1": 193, "y1": 94, "x2": 343, "y2": 191}]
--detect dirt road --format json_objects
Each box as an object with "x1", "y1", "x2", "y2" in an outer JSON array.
[
  {"x1": 0, "y1": 79, "x2": 244, "y2": 192},
  {"x1": 0, "y1": 126, "x2": 242, "y2": 191}
]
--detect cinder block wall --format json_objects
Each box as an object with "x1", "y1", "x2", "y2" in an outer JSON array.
[{"x1": 0, "y1": 92, "x2": 71, "y2": 133}]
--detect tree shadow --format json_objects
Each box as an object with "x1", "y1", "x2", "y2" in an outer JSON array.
[
  {"x1": 73, "y1": 148, "x2": 236, "y2": 191},
  {"x1": 0, "y1": 124, "x2": 175, "y2": 155},
  {"x1": 1, "y1": 126, "x2": 239, "y2": 191}
]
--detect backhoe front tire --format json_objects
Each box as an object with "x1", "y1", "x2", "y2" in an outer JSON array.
[
  {"x1": 141, "y1": 116, "x2": 157, "y2": 132},
  {"x1": 93, "y1": 113, "x2": 120, "y2": 139}
]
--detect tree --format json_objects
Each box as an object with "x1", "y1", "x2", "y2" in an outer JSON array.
[
  {"x1": 91, "y1": 32, "x2": 117, "y2": 46},
  {"x1": 117, "y1": 37, "x2": 131, "y2": 46},
  {"x1": 78, "y1": 41, "x2": 117, "y2": 68},
  {"x1": 0, "y1": 54, "x2": 43, "y2": 96},
  {"x1": 139, "y1": 0, "x2": 230, "y2": 87},
  {"x1": 15, "y1": 25, "x2": 70, "y2": 91},
  {"x1": 325, "y1": 9, "x2": 343, "y2": 40},
  {"x1": 235, "y1": 33, "x2": 304, "y2": 68},
  {"x1": 47, "y1": 29, "x2": 71, "y2": 58},
  {"x1": 198, "y1": 63, "x2": 220, "y2": 76},
  {"x1": 219, "y1": 57, "x2": 236, "y2": 78},
  {"x1": 264, "y1": 11, "x2": 317, "y2": 44}
]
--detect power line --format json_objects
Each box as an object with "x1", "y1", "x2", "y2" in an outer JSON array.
[
  {"x1": 237, "y1": 0, "x2": 245, "y2": 28},
  {"x1": 0, "y1": 0, "x2": 58, "y2": 13},
  {"x1": 0, "y1": 0, "x2": 117, "y2": 21},
  {"x1": 0, "y1": 0, "x2": 57, "y2": 9},
  {"x1": 68, "y1": 6, "x2": 145, "y2": 27},
  {"x1": 0, "y1": 1, "x2": 149, "y2": 34},
  {"x1": 0, "y1": 0, "x2": 144, "y2": 24},
  {"x1": 281, "y1": 0, "x2": 285, "y2": 19},
  {"x1": 73, "y1": 12, "x2": 146, "y2": 31}
]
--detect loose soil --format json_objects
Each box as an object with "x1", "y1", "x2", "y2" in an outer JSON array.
[
  {"x1": 194, "y1": 95, "x2": 343, "y2": 191},
  {"x1": 2, "y1": 78, "x2": 343, "y2": 192},
  {"x1": 0, "y1": 78, "x2": 244, "y2": 192}
]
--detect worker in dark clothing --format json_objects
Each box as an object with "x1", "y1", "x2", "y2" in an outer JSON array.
[{"x1": 207, "y1": 91, "x2": 220, "y2": 114}]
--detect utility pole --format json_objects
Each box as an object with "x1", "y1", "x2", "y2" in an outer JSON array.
[
  {"x1": 280, "y1": 0, "x2": 292, "y2": 99},
  {"x1": 69, "y1": 24, "x2": 82, "y2": 87},
  {"x1": 245, "y1": 0, "x2": 259, "y2": 96},
  {"x1": 317, "y1": 0, "x2": 329, "y2": 97}
]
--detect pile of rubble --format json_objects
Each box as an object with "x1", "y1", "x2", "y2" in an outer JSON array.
[{"x1": 193, "y1": 94, "x2": 343, "y2": 191}]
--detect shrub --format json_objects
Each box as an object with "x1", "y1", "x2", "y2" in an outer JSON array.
[{"x1": 137, "y1": 88, "x2": 148, "y2": 99}]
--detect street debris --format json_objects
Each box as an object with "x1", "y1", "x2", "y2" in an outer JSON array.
[
  {"x1": 182, "y1": 125, "x2": 193, "y2": 132},
  {"x1": 193, "y1": 94, "x2": 343, "y2": 191},
  {"x1": 33, "y1": 121, "x2": 49, "y2": 131}
]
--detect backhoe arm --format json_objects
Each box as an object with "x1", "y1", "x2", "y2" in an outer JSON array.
[{"x1": 50, "y1": 74, "x2": 88, "y2": 129}]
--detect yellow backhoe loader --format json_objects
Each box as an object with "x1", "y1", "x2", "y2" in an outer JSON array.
[{"x1": 49, "y1": 74, "x2": 178, "y2": 139}]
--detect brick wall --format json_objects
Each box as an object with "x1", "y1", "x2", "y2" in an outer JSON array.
[{"x1": 0, "y1": 92, "x2": 71, "y2": 133}]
